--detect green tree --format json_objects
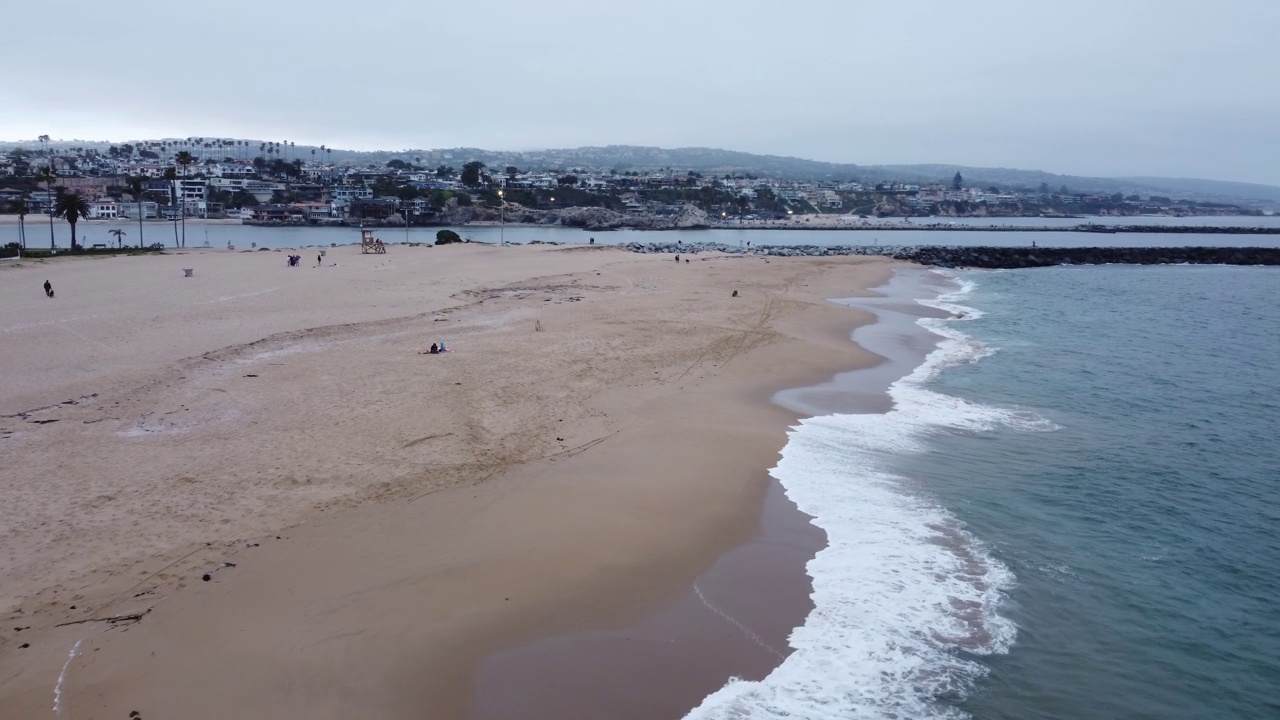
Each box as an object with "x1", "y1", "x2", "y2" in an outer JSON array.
[
  {"x1": 53, "y1": 192, "x2": 90, "y2": 250},
  {"x1": 951, "y1": 172, "x2": 963, "y2": 191},
  {"x1": 175, "y1": 151, "x2": 195, "y2": 247},
  {"x1": 557, "y1": 175, "x2": 579, "y2": 187},
  {"x1": 460, "y1": 161, "x2": 485, "y2": 187},
  {"x1": 109, "y1": 228, "x2": 127, "y2": 248}
]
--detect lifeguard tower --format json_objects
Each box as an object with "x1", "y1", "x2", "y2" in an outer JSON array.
[{"x1": 360, "y1": 229, "x2": 386, "y2": 254}]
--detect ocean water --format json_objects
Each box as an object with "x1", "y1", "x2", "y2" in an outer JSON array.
[
  {"x1": 57, "y1": 220, "x2": 1280, "y2": 252},
  {"x1": 687, "y1": 264, "x2": 1280, "y2": 719}
]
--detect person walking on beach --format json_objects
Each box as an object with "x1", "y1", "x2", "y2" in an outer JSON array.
[
  {"x1": 317, "y1": 253, "x2": 322, "y2": 267},
  {"x1": 43, "y1": 280, "x2": 54, "y2": 298}
]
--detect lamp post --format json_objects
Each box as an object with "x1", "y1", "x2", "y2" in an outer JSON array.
[{"x1": 497, "y1": 189, "x2": 505, "y2": 245}]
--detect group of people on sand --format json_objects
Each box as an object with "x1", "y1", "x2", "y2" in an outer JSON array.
[
  {"x1": 422, "y1": 340, "x2": 449, "y2": 355},
  {"x1": 286, "y1": 254, "x2": 324, "y2": 267}
]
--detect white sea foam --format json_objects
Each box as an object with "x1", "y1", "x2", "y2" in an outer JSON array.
[
  {"x1": 686, "y1": 273, "x2": 1053, "y2": 720},
  {"x1": 53, "y1": 639, "x2": 82, "y2": 716}
]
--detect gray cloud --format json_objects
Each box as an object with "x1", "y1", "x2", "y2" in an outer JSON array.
[{"x1": 5, "y1": 0, "x2": 1278, "y2": 184}]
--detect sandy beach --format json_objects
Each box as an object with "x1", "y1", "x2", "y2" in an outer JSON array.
[{"x1": 0, "y1": 243, "x2": 896, "y2": 718}]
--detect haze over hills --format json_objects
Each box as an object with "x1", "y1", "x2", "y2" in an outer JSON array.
[{"x1": 5, "y1": 139, "x2": 1278, "y2": 207}]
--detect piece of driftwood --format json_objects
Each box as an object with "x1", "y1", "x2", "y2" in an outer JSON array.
[{"x1": 54, "y1": 608, "x2": 151, "y2": 628}]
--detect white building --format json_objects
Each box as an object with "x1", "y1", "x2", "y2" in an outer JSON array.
[
  {"x1": 182, "y1": 199, "x2": 208, "y2": 219},
  {"x1": 117, "y1": 201, "x2": 159, "y2": 219},
  {"x1": 331, "y1": 186, "x2": 373, "y2": 202},
  {"x1": 89, "y1": 198, "x2": 119, "y2": 220},
  {"x1": 121, "y1": 164, "x2": 168, "y2": 178},
  {"x1": 175, "y1": 179, "x2": 207, "y2": 202},
  {"x1": 208, "y1": 178, "x2": 284, "y2": 202}
]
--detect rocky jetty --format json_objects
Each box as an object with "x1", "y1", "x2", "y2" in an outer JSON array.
[
  {"x1": 622, "y1": 242, "x2": 1280, "y2": 268},
  {"x1": 897, "y1": 246, "x2": 1280, "y2": 268}
]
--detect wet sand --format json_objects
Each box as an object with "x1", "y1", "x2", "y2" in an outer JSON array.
[{"x1": 472, "y1": 268, "x2": 953, "y2": 719}]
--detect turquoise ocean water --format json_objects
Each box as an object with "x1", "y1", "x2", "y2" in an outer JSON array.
[{"x1": 687, "y1": 265, "x2": 1279, "y2": 719}]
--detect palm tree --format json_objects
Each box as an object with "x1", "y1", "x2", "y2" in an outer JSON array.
[
  {"x1": 126, "y1": 176, "x2": 145, "y2": 248},
  {"x1": 9, "y1": 197, "x2": 28, "y2": 248},
  {"x1": 109, "y1": 228, "x2": 127, "y2": 248},
  {"x1": 175, "y1": 151, "x2": 195, "y2": 247},
  {"x1": 35, "y1": 166, "x2": 57, "y2": 248},
  {"x1": 163, "y1": 166, "x2": 179, "y2": 247},
  {"x1": 53, "y1": 192, "x2": 90, "y2": 251}
]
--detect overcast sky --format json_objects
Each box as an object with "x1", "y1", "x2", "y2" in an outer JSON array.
[{"x1": 5, "y1": 0, "x2": 1278, "y2": 184}]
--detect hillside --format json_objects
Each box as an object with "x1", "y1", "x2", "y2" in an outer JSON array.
[{"x1": 5, "y1": 139, "x2": 1277, "y2": 207}]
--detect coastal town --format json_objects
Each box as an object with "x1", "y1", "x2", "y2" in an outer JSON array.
[{"x1": 0, "y1": 137, "x2": 1265, "y2": 248}]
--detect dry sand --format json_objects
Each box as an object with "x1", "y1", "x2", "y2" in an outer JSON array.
[{"x1": 0, "y1": 243, "x2": 896, "y2": 719}]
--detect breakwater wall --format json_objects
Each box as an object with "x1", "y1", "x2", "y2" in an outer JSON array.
[
  {"x1": 706, "y1": 224, "x2": 1280, "y2": 234},
  {"x1": 623, "y1": 242, "x2": 1280, "y2": 268}
]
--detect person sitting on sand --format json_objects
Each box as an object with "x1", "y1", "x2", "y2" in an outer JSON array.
[{"x1": 429, "y1": 343, "x2": 438, "y2": 354}]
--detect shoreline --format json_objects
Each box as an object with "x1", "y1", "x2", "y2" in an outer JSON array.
[
  {"x1": 472, "y1": 268, "x2": 951, "y2": 718},
  {"x1": 0, "y1": 245, "x2": 898, "y2": 718},
  {"x1": 3, "y1": 213, "x2": 1277, "y2": 237}
]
